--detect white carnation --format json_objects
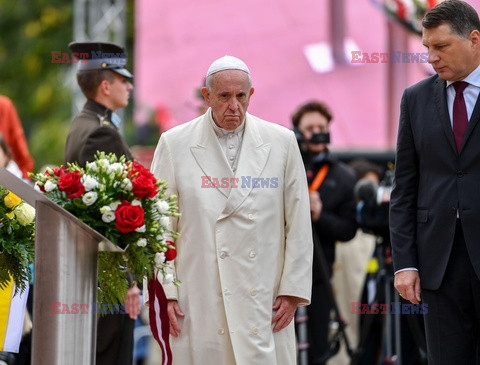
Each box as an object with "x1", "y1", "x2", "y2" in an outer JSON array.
[
  {"x1": 102, "y1": 211, "x2": 116, "y2": 223},
  {"x1": 136, "y1": 238, "x2": 147, "y2": 247},
  {"x1": 82, "y1": 191, "x2": 98, "y2": 206},
  {"x1": 156, "y1": 201, "x2": 170, "y2": 214},
  {"x1": 131, "y1": 200, "x2": 142, "y2": 207},
  {"x1": 44, "y1": 180, "x2": 57, "y2": 192},
  {"x1": 34, "y1": 183, "x2": 42, "y2": 192},
  {"x1": 81, "y1": 175, "x2": 98, "y2": 191}
]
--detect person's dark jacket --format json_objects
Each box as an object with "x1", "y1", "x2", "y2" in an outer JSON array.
[
  {"x1": 65, "y1": 99, "x2": 133, "y2": 166},
  {"x1": 306, "y1": 150, "x2": 358, "y2": 281}
]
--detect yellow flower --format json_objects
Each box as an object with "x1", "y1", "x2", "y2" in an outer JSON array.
[
  {"x1": 14, "y1": 202, "x2": 35, "y2": 226},
  {"x1": 4, "y1": 192, "x2": 22, "y2": 209}
]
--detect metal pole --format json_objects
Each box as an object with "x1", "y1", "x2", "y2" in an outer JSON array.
[
  {"x1": 386, "y1": 20, "x2": 409, "y2": 148},
  {"x1": 330, "y1": 0, "x2": 347, "y2": 65}
]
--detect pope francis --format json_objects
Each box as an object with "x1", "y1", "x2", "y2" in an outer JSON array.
[{"x1": 148, "y1": 55, "x2": 313, "y2": 364}]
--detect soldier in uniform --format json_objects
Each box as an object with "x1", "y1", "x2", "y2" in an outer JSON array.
[
  {"x1": 65, "y1": 41, "x2": 140, "y2": 365},
  {"x1": 65, "y1": 41, "x2": 134, "y2": 166}
]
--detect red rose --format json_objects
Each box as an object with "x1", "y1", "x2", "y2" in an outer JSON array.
[
  {"x1": 128, "y1": 161, "x2": 150, "y2": 178},
  {"x1": 115, "y1": 200, "x2": 145, "y2": 233},
  {"x1": 132, "y1": 174, "x2": 158, "y2": 199},
  {"x1": 58, "y1": 171, "x2": 85, "y2": 198},
  {"x1": 165, "y1": 248, "x2": 177, "y2": 261},
  {"x1": 53, "y1": 166, "x2": 67, "y2": 177}
]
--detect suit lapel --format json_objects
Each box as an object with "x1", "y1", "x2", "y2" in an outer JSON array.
[
  {"x1": 434, "y1": 77, "x2": 458, "y2": 155},
  {"x1": 190, "y1": 115, "x2": 233, "y2": 198},
  {"x1": 219, "y1": 115, "x2": 271, "y2": 219}
]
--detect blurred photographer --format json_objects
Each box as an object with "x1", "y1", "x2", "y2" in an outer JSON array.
[
  {"x1": 354, "y1": 163, "x2": 393, "y2": 243},
  {"x1": 292, "y1": 100, "x2": 357, "y2": 365}
]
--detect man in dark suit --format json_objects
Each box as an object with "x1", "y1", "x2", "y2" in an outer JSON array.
[
  {"x1": 65, "y1": 41, "x2": 141, "y2": 365},
  {"x1": 390, "y1": 1, "x2": 480, "y2": 363}
]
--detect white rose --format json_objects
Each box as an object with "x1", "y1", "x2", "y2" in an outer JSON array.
[
  {"x1": 14, "y1": 203, "x2": 35, "y2": 226},
  {"x1": 44, "y1": 180, "x2": 57, "y2": 192},
  {"x1": 155, "y1": 252, "x2": 166, "y2": 267},
  {"x1": 162, "y1": 274, "x2": 174, "y2": 285},
  {"x1": 102, "y1": 211, "x2": 116, "y2": 223},
  {"x1": 136, "y1": 238, "x2": 147, "y2": 247},
  {"x1": 82, "y1": 191, "x2": 98, "y2": 206},
  {"x1": 120, "y1": 178, "x2": 132, "y2": 191},
  {"x1": 99, "y1": 205, "x2": 111, "y2": 214},
  {"x1": 81, "y1": 175, "x2": 98, "y2": 191},
  {"x1": 156, "y1": 201, "x2": 170, "y2": 214},
  {"x1": 135, "y1": 225, "x2": 146, "y2": 233}
]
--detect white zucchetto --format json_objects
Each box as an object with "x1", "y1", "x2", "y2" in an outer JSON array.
[{"x1": 206, "y1": 55, "x2": 250, "y2": 78}]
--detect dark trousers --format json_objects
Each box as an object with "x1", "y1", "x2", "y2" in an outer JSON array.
[
  {"x1": 96, "y1": 313, "x2": 135, "y2": 365},
  {"x1": 422, "y1": 221, "x2": 480, "y2": 365}
]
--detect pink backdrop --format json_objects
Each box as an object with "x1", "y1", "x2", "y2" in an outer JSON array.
[{"x1": 134, "y1": 0, "x2": 479, "y2": 150}]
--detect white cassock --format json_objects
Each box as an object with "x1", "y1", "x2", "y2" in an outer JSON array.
[{"x1": 148, "y1": 110, "x2": 313, "y2": 365}]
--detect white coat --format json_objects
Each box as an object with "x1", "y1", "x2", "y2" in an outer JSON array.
[{"x1": 149, "y1": 111, "x2": 313, "y2": 365}]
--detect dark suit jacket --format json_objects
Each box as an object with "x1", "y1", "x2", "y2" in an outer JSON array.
[
  {"x1": 390, "y1": 74, "x2": 480, "y2": 290},
  {"x1": 64, "y1": 99, "x2": 133, "y2": 166}
]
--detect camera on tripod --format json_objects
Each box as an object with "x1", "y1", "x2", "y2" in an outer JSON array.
[{"x1": 354, "y1": 168, "x2": 394, "y2": 243}]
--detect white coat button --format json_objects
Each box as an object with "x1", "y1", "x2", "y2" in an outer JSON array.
[
  {"x1": 248, "y1": 213, "x2": 254, "y2": 220},
  {"x1": 251, "y1": 327, "x2": 259, "y2": 335},
  {"x1": 219, "y1": 251, "x2": 227, "y2": 259},
  {"x1": 249, "y1": 250, "x2": 256, "y2": 258},
  {"x1": 229, "y1": 145, "x2": 234, "y2": 149},
  {"x1": 229, "y1": 156, "x2": 234, "y2": 161},
  {"x1": 250, "y1": 288, "x2": 257, "y2": 296},
  {"x1": 218, "y1": 328, "x2": 225, "y2": 335}
]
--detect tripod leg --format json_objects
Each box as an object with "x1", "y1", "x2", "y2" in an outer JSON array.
[{"x1": 296, "y1": 306, "x2": 309, "y2": 365}]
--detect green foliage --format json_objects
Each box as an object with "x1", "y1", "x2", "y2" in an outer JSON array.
[
  {"x1": 0, "y1": 0, "x2": 137, "y2": 172},
  {"x1": 0, "y1": 1, "x2": 73, "y2": 170},
  {"x1": 0, "y1": 187, "x2": 35, "y2": 294}
]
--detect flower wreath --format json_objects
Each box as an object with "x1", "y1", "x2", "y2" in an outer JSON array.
[{"x1": 30, "y1": 152, "x2": 180, "y2": 305}]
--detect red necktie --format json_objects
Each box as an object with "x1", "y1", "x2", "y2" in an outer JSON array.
[{"x1": 453, "y1": 81, "x2": 469, "y2": 153}]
